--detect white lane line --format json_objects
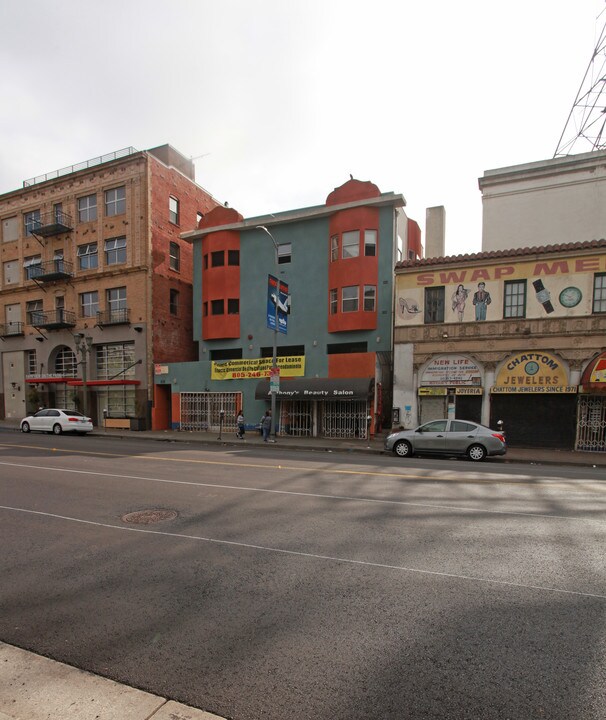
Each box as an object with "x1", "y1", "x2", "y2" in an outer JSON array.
[
  {"x1": 0, "y1": 460, "x2": 600, "y2": 522},
  {"x1": 1, "y1": 504, "x2": 604, "y2": 601}
]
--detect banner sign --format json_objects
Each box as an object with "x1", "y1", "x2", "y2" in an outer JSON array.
[
  {"x1": 211, "y1": 356, "x2": 304, "y2": 380},
  {"x1": 267, "y1": 274, "x2": 289, "y2": 335},
  {"x1": 418, "y1": 387, "x2": 447, "y2": 396}
]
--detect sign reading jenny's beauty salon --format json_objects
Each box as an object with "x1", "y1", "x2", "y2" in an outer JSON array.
[{"x1": 421, "y1": 355, "x2": 482, "y2": 386}]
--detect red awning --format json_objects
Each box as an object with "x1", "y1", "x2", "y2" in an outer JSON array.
[
  {"x1": 67, "y1": 380, "x2": 140, "y2": 387},
  {"x1": 580, "y1": 352, "x2": 606, "y2": 392}
]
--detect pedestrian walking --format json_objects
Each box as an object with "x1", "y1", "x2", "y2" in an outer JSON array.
[
  {"x1": 261, "y1": 410, "x2": 272, "y2": 442},
  {"x1": 236, "y1": 410, "x2": 245, "y2": 439}
]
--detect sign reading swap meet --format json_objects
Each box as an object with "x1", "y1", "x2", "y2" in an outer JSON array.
[
  {"x1": 211, "y1": 356, "x2": 304, "y2": 380},
  {"x1": 492, "y1": 351, "x2": 576, "y2": 393},
  {"x1": 421, "y1": 355, "x2": 482, "y2": 386}
]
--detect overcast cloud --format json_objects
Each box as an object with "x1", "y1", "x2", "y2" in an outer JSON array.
[{"x1": 0, "y1": 0, "x2": 602, "y2": 254}]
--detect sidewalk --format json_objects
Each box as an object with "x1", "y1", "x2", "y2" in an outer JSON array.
[
  {"x1": 2, "y1": 419, "x2": 606, "y2": 467},
  {"x1": 0, "y1": 642, "x2": 225, "y2": 720}
]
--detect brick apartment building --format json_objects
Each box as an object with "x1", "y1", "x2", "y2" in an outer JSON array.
[{"x1": 0, "y1": 145, "x2": 219, "y2": 427}]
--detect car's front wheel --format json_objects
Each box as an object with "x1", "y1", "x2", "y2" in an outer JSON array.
[
  {"x1": 393, "y1": 440, "x2": 412, "y2": 458},
  {"x1": 467, "y1": 444, "x2": 487, "y2": 461},
  {"x1": 52, "y1": 424, "x2": 63, "y2": 435},
  {"x1": 21, "y1": 422, "x2": 30, "y2": 433}
]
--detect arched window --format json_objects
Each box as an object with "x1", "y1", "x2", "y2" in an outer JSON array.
[{"x1": 55, "y1": 347, "x2": 77, "y2": 377}]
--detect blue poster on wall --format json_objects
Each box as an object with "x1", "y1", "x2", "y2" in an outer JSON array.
[{"x1": 267, "y1": 274, "x2": 289, "y2": 335}]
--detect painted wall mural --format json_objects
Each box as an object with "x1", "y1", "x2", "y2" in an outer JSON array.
[{"x1": 395, "y1": 252, "x2": 603, "y2": 326}]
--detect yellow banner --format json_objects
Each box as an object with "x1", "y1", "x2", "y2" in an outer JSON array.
[
  {"x1": 494, "y1": 352, "x2": 569, "y2": 390},
  {"x1": 211, "y1": 356, "x2": 305, "y2": 380},
  {"x1": 491, "y1": 386, "x2": 577, "y2": 394}
]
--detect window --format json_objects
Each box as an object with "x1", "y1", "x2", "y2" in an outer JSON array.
[
  {"x1": 504, "y1": 280, "x2": 526, "y2": 318},
  {"x1": 211, "y1": 250, "x2": 224, "y2": 267},
  {"x1": 23, "y1": 255, "x2": 42, "y2": 280},
  {"x1": 169, "y1": 196, "x2": 179, "y2": 224},
  {"x1": 170, "y1": 289, "x2": 179, "y2": 316},
  {"x1": 363, "y1": 285, "x2": 376, "y2": 311},
  {"x1": 203, "y1": 302, "x2": 208, "y2": 316},
  {"x1": 26, "y1": 349, "x2": 37, "y2": 376},
  {"x1": 211, "y1": 299, "x2": 224, "y2": 315},
  {"x1": 24, "y1": 210, "x2": 40, "y2": 236},
  {"x1": 342, "y1": 285, "x2": 359, "y2": 312},
  {"x1": 3, "y1": 261, "x2": 17, "y2": 285},
  {"x1": 210, "y1": 348, "x2": 243, "y2": 361},
  {"x1": 196, "y1": 212, "x2": 204, "y2": 225},
  {"x1": 330, "y1": 236, "x2": 338, "y2": 262},
  {"x1": 450, "y1": 420, "x2": 477, "y2": 433},
  {"x1": 105, "y1": 236, "x2": 126, "y2": 265},
  {"x1": 107, "y1": 287, "x2": 127, "y2": 320},
  {"x1": 593, "y1": 273, "x2": 606, "y2": 313},
  {"x1": 327, "y1": 342, "x2": 368, "y2": 354},
  {"x1": 342, "y1": 231, "x2": 360, "y2": 259},
  {"x1": 203, "y1": 254, "x2": 208, "y2": 269},
  {"x1": 228, "y1": 249, "x2": 240, "y2": 266},
  {"x1": 364, "y1": 230, "x2": 377, "y2": 256},
  {"x1": 330, "y1": 288, "x2": 338, "y2": 314},
  {"x1": 227, "y1": 298, "x2": 239, "y2": 314},
  {"x1": 80, "y1": 291, "x2": 99, "y2": 317},
  {"x1": 424, "y1": 286, "x2": 445, "y2": 323},
  {"x1": 78, "y1": 195, "x2": 97, "y2": 222},
  {"x1": 169, "y1": 242, "x2": 180, "y2": 271},
  {"x1": 26, "y1": 299, "x2": 43, "y2": 325},
  {"x1": 105, "y1": 186, "x2": 126, "y2": 216},
  {"x1": 55, "y1": 347, "x2": 77, "y2": 377},
  {"x1": 277, "y1": 242, "x2": 292, "y2": 264},
  {"x1": 2, "y1": 216, "x2": 18, "y2": 243},
  {"x1": 77, "y1": 243, "x2": 98, "y2": 270},
  {"x1": 97, "y1": 343, "x2": 136, "y2": 417}
]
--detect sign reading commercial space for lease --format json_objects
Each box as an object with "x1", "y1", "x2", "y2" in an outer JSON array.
[{"x1": 211, "y1": 356, "x2": 305, "y2": 380}]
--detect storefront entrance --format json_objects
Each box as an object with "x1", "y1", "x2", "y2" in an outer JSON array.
[{"x1": 490, "y1": 394, "x2": 577, "y2": 448}]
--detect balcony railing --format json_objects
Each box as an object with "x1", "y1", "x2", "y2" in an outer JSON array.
[
  {"x1": 23, "y1": 147, "x2": 138, "y2": 187},
  {"x1": 30, "y1": 210, "x2": 73, "y2": 237},
  {"x1": 96, "y1": 308, "x2": 130, "y2": 327},
  {"x1": 28, "y1": 259, "x2": 74, "y2": 282},
  {"x1": 30, "y1": 309, "x2": 76, "y2": 330},
  {"x1": 0, "y1": 322, "x2": 24, "y2": 338}
]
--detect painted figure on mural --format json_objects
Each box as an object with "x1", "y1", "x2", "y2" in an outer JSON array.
[
  {"x1": 451, "y1": 284, "x2": 469, "y2": 321},
  {"x1": 472, "y1": 282, "x2": 492, "y2": 321}
]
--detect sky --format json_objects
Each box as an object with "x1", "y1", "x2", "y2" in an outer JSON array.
[{"x1": 0, "y1": 0, "x2": 604, "y2": 256}]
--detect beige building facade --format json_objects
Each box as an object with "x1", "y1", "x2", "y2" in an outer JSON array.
[{"x1": 393, "y1": 240, "x2": 606, "y2": 451}]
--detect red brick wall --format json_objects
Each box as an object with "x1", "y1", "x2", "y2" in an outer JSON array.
[{"x1": 149, "y1": 157, "x2": 219, "y2": 361}]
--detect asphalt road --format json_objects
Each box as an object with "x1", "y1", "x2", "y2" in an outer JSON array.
[{"x1": 1, "y1": 431, "x2": 606, "y2": 720}]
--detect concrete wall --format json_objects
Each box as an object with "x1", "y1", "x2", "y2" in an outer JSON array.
[{"x1": 479, "y1": 150, "x2": 606, "y2": 252}]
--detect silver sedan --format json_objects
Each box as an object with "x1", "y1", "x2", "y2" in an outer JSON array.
[{"x1": 385, "y1": 419, "x2": 507, "y2": 461}]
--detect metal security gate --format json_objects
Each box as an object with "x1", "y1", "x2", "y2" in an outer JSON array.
[
  {"x1": 279, "y1": 400, "x2": 313, "y2": 437},
  {"x1": 180, "y1": 392, "x2": 241, "y2": 432},
  {"x1": 321, "y1": 400, "x2": 369, "y2": 439},
  {"x1": 576, "y1": 395, "x2": 606, "y2": 452}
]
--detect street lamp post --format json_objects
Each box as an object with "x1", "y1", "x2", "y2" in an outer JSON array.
[
  {"x1": 256, "y1": 225, "x2": 280, "y2": 441},
  {"x1": 73, "y1": 333, "x2": 93, "y2": 418}
]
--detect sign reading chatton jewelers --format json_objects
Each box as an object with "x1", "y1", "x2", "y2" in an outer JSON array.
[
  {"x1": 492, "y1": 351, "x2": 576, "y2": 393},
  {"x1": 421, "y1": 355, "x2": 482, "y2": 386}
]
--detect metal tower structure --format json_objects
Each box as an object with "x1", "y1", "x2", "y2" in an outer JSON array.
[{"x1": 554, "y1": 16, "x2": 606, "y2": 157}]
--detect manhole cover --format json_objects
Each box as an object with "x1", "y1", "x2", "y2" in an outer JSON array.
[{"x1": 122, "y1": 509, "x2": 178, "y2": 524}]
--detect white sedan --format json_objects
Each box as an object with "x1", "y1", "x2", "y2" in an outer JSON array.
[{"x1": 21, "y1": 409, "x2": 93, "y2": 435}]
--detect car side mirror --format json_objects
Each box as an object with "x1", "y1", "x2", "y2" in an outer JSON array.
[{"x1": 416, "y1": 427, "x2": 423, "y2": 433}]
